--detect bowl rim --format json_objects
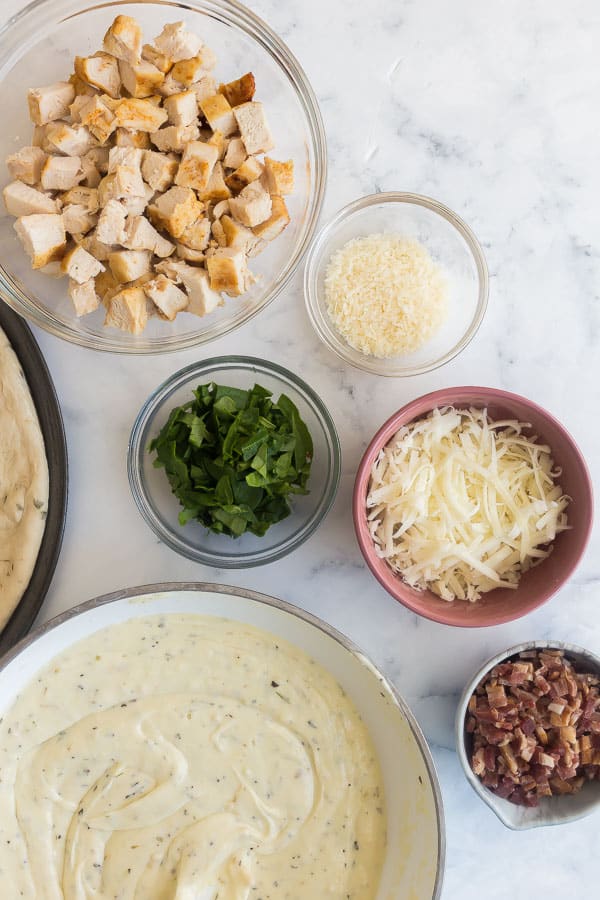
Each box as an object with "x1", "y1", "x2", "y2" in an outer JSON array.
[
  {"x1": 352, "y1": 386, "x2": 594, "y2": 626},
  {"x1": 303, "y1": 191, "x2": 489, "y2": 377},
  {"x1": 0, "y1": 579, "x2": 446, "y2": 897},
  {"x1": 0, "y1": 0, "x2": 327, "y2": 354},
  {"x1": 454, "y1": 639, "x2": 600, "y2": 829},
  {"x1": 127, "y1": 355, "x2": 342, "y2": 567}
]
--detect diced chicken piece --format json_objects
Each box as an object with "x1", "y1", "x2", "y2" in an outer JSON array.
[
  {"x1": 199, "y1": 94, "x2": 236, "y2": 136},
  {"x1": 61, "y1": 186, "x2": 99, "y2": 212},
  {"x1": 62, "y1": 203, "x2": 97, "y2": 235},
  {"x1": 60, "y1": 243, "x2": 105, "y2": 283},
  {"x1": 177, "y1": 263, "x2": 223, "y2": 316},
  {"x1": 220, "y1": 214, "x2": 263, "y2": 256},
  {"x1": 223, "y1": 137, "x2": 247, "y2": 170},
  {"x1": 141, "y1": 149, "x2": 178, "y2": 191},
  {"x1": 199, "y1": 161, "x2": 230, "y2": 202},
  {"x1": 85, "y1": 146, "x2": 110, "y2": 175},
  {"x1": 108, "y1": 146, "x2": 143, "y2": 173},
  {"x1": 97, "y1": 165, "x2": 146, "y2": 205},
  {"x1": 14, "y1": 214, "x2": 66, "y2": 268},
  {"x1": 263, "y1": 157, "x2": 294, "y2": 196},
  {"x1": 104, "y1": 285, "x2": 147, "y2": 334},
  {"x1": 175, "y1": 243, "x2": 205, "y2": 262},
  {"x1": 213, "y1": 199, "x2": 230, "y2": 219},
  {"x1": 27, "y1": 82, "x2": 75, "y2": 125},
  {"x1": 115, "y1": 128, "x2": 151, "y2": 149},
  {"x1": 118, "y1": 58, "x2": 164, "y2": 98},
  {"x1": 143, "y1": 274, "x2": 188, "y2": 320},
  {"x1": 69, "y1": 277, "x2": 100, "y2": 316},
  {"x1": 78, "y1": 95, "x2": 116, "y2": 144},
  {"x1": 179, "y1": 216, "x2": 210, "y2": 251},
  {"x1": 219, "y1": 72, "x2": 256, "y2": 108},
  {"x1": 40, "y1": 157, "x2": 84, "y2": 191},
  {"x1": 108, "y1": 249, "x2": 152, "y2": 282},
  {"x1": 225, "y1": 156, "x2": 263, "y2": 192},
  {"x1": 175, "y1": 140, "x2": 218, "y2": 191},
  {"x1": 233, "y1": 102, "x2": 274, "y2": 155},
  {"x1": 6, "y1": 146, "x2": 47, "y2": 185},
  {"x1": 252, "y1": 195, "x2": 290, "y2": 241},
  {"x1": 229, "y1": 179, "x2": 272, "y2": 227},
  {"x1": 114, "y1": 98, "x2": 168, "y2": 132},
  {"x1": 163, "y1": 90, "x2": 198, "y2": 126},
  {"x1": 189, "y1": 76, "x2": 217, "y2": 106},
  {"x1": 123, "y1": 215, "x2": 174, "y2": 257},
  {"x1": 46, "y1": 122, "x2": 96, "y2": 157},
  {"x1": 206, "y1": 247, "x2": 249, "y2": 296},
  {"x1": 103, "y1": 15, "x2": 142, "y2": 65},
  {"x1": 149, "y1": 123, "x2": 199, "y2": 152},
  {"x1": 142, "y1": 43, "x2": 173, "y2": 74},
  {"x1": 153, "y1": 21, "x2": 203, "y2": 63},
  {"x1": 147, "y1": 185, "x2": 203, "y2": 239},
  {"x1": 95, "y1": 199, "x2": 127, "y2": 244},
  {"x1": 81, "y1": 228, "x2": 117, "y2": 262},
  {"x1": 3, "y1": 181, "x2": 58, "y2": 217},
  {"x1": 74, "y1": 53, "x2": 121, "y2": 99},
  {"x1": 170, "y1": 49, "x2": 216, "y2": 86}
]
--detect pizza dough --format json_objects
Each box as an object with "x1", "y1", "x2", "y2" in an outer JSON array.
[{"x1": 0, "y1": 325, "x2": 49, "y2": 629}]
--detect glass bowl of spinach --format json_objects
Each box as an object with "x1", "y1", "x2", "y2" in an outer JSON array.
[{"x1": 128, "y1": 357, "x2": 341, "y2": 567}]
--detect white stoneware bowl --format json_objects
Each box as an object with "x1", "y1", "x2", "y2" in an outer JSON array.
[
  {"x1": 0, "y1": 583, "x2": 444, "y2": 898},
  {"x1": 456, "y1": 640, "x2": 600, "y2": 829}
]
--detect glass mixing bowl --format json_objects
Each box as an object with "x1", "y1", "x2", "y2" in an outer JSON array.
[
  {"x1": 128, "y1": 356, "x2": 341, "y2": 567},
  {"x1": 0, "y1": 0, "x2": 326, "y2": 352}
]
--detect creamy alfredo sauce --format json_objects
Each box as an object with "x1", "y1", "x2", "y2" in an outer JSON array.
[
  {"x1": 0, "y1": 614, "x2": 387, "y2": 899},
  {"x1": 0, "y1": 324, "x2": 48, "y2": 629}
]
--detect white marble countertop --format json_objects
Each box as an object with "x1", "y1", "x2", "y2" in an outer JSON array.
[{"x1": 4, "y1": 0, "x2": 600, "y2": 896}]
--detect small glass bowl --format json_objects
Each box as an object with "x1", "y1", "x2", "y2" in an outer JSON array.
[
  {"x1": 128, "y1": 356, "x2": 341, "y2": 567},
  {"x1": 304, "y1": 192, "x2": 489, "y2": 376},
  {"x1": 456, "y1": 641, "x2": 600, "y2": 830}
]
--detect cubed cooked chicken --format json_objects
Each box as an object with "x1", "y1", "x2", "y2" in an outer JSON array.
[
  {"x1": 28, "y1": 82, "x2": 75, "y2": 126},
  {"x1": 60, "y1": 243, "x2": 105, "y2": 283},
  {"x1": 14, "y1": 214, "x2": 66, "y2": 268},
  {"x1": 102, "y1": 15, "x2": 143, "y2": 66},
  {"x1": 233, "y1": 102, "x2": 274, "y2": 154},
  {"x1": 6, "y1": 146, "x2": 47, "y2": 185},
  {"x1": 3, "y1": 181, "x2": 59, "y2": 217},
  {"x1": 5, "y1": 13, "x2": 292, "y2": 333},
  {"x1": 229, "y1": 180, "x2": 272, "y2": 228},
  {"x1": 74, "y1": 53, "x2": 121, "y2": 98},
  {"x1": 175, "y1": 140, "x2": 218, "y2": 191},
  {"x1": 69, "y1": 277, "x2": 101, "y2": 316},
  {"x1": 143, "y1": 274, "x2": 188, "y2": 319}
]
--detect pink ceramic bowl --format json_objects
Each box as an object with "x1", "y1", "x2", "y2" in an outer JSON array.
[{"x1": 353, "y1": 387, "x2": 594, "y2": 627}]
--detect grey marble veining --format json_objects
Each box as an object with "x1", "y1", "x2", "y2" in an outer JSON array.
[{"x1": 3, "y1": 0, "x2": 600, "y2": 895}]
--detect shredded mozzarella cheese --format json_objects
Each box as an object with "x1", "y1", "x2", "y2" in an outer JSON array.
[
  {"x1": 366, "y1": 407, "x2": 570, "y2": 602},
  {"x1": 324, "y1": 233, "x2": 448, "y2": 357}
]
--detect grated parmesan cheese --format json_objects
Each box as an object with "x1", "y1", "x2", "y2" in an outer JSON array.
[
  {"x1": 324, "y1": 233, "x2": 448, "y2": 358},
  {"x1": 366, "y1": 407, "x2": 570, "y2": 602}
]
